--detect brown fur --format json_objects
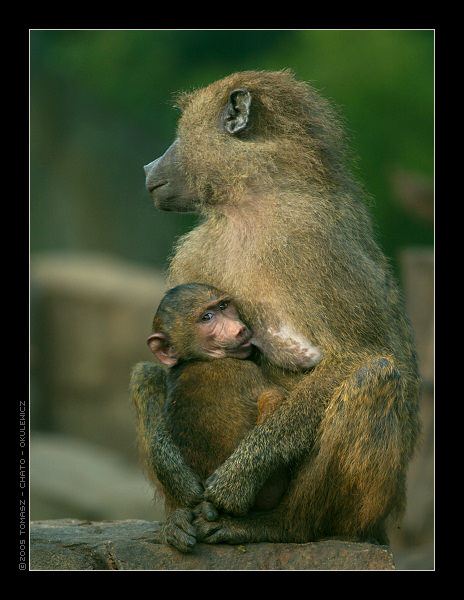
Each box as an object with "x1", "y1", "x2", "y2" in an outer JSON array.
[
  {"x1": 164, "y1": 356, "x2": 286, "y2": 509},
  {"x1": 131, "y1": 284, "x2": 286, "y2": 517},
  {"x1": 133, "y1": 69, "x2": 421, "y2": 548}
]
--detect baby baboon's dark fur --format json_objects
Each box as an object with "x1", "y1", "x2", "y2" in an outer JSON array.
[{"x1": 142, "y1": 283, "x2": 286, "y2": 508}]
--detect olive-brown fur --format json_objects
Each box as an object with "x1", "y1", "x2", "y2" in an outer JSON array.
[{"x1": 133, "y1": 69, "x2": 421, "y2": 547}]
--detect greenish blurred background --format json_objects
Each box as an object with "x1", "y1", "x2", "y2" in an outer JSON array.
[
  {"x1": 29, "y1": 30, "x2": 434, "y2": 569},
  {"x1": 30, "y1": 29, "x2": 433, "y2": 274}
]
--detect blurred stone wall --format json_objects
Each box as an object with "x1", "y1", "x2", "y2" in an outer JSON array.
[
  {"x1": 390, "y1": 247, "x2": 434, "y2": 554},
  {"x1": 30, "y1": 252, "x2": 167, "y2": 521},
  {"x1": 31, "y1": 253, "x2": 166, "y2": 458}
]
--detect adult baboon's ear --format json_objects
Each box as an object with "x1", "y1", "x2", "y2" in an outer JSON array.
[{"x1": 224, "y1": 88, "x2": 252, "y2": 135}]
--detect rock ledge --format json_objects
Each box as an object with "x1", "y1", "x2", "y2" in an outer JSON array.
[{"x1": 30, "y1": 519, "x2": 395, "y2": 570}]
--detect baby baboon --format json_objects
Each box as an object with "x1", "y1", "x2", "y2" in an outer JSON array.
[
  {"x1": 132, "y1": 282, "x2": 286, "y2": 551},
  {"x1": 135, "y1": 69, "x2": 421, "y2": 547},
  {"x1": 147, "y1": 282, "x2": 285, "y2": 496}
]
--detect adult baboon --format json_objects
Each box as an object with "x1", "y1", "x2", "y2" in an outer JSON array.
[{"x1": 133, "y1": 69, "x2": 421, "y2": 547}]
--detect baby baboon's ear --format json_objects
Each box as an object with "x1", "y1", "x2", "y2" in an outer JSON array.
[
  {"x1": 223, "y1": 89, "x2": 252, "y2": 135},
  {"x1": 147, "y1": 333, "x2": 179, "y2": 366}
]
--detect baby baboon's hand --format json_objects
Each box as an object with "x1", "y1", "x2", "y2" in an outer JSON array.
[{"x1": 161, "y1": 508, "x2": 197, "y2": 553}]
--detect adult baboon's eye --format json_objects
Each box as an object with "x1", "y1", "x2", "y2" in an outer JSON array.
[
  {"x1": 201, "y1": 312, "x2": 213, "y2": 322},
  {"x1": 218, "y1": 302, "x2": 229, "y2": 310}
]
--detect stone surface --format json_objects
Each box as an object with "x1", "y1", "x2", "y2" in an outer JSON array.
[{"x1": 29, "y1": 519, "x2": 395, "y2": 571}]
